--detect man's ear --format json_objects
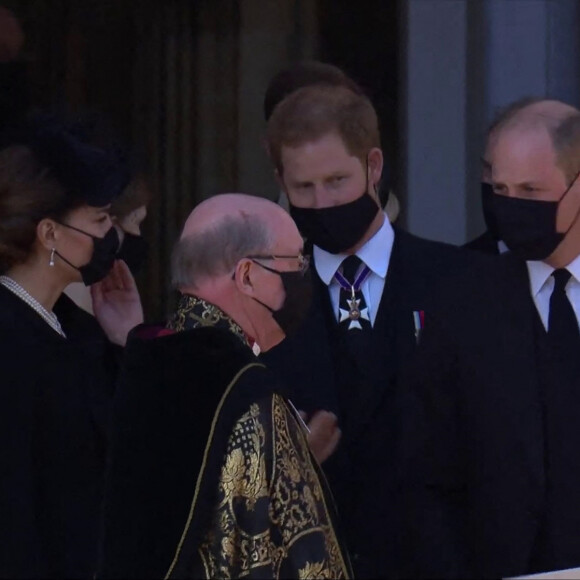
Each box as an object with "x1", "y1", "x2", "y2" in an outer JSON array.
[
  {"x1": 368, "y1": 147, "x2": 384, "y2": 191},
  {"x1": 557, "y1": 172, "x2": 580, "y2": 232},
  {"x1": 36, "y1": 218, "x2": 59, "y2": 251},
  {"x1": 233, "y1": 259, "x2": 255, "y2": 296}
]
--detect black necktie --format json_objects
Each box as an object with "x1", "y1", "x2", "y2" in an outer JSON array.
[
  {"x1": 548, "y1": 269, "x2": 580, "y2": 361},
  {"x1": 337, "y1": 255, "x2": 371, "y2": 332}
]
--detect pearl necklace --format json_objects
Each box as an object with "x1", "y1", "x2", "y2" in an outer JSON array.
[{"x1": 0, "y1": 275, "x2": 66, "y2": 337}]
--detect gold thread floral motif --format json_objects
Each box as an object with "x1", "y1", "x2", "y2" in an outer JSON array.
[
  {"x1": 196, "y1": 394, "x2": 349, "y2": 579},
  {"x1": 167, "y1": 295, "x2": 248, "y2": 346},
  {"x1": 298, "y1": 560, "x2": 335, "y2": 579},
  {"x1": 219, "y1": 404, "x2": 268, "y2": 510}
]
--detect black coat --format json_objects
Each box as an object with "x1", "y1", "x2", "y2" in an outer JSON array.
[
  {"x1": 262, "y1": 227, "x2": 482, "y2": 577},
  {"x1": 0, "y1": 287, "x2": 117, "y2": 578},
  {"x1": 399, "y1": 252, "x2": 580, "y2": 578},
  {"x1": 464, "y1": 230, "x2": 500, "y2": 255}
]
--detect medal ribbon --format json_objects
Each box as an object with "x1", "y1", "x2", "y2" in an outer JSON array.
[{"x1": 334, "y1": 263, "x2": 372, "y2": 294}]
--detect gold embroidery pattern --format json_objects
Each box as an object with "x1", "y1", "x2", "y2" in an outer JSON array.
[
  {"x1": 164, "y1": 363, "x2": 266, "y2": 580},
  {"x1": 298, "y1": 560, "x2": 335, "y2": 579},
  {"x1": 197, "y1": 394, "x2": 349, "y2": 579},
  {"x1": 167, "y1": 295, "x2": 248, "y2": 346},
  {"x1": 219, "y1": 404, "x2": 269, "y2": 510}
]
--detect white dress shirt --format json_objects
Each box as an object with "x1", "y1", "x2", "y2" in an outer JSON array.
[
  {"x1": 313, "y1": 214, "x2": 395, "y2": 326},
  {"x1": 526, "y1": 253, "x2": 580, "y2": 331}
]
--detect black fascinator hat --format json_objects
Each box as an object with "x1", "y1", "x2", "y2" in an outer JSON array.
[{"x1": 1, "y1": 112, "x2": 131, "y2": 207}]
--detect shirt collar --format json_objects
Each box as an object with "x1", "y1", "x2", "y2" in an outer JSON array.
[
  {"x1": 313, "y1": 213, "x2": 394, "y2": 285},
  {"x1": 526, "y1": 253, "x2": 580, "y2": 296},
  {"x1": 567, "y1": 253, "x2": 580, "y2": 283}
]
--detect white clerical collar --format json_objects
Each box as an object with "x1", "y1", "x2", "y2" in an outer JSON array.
[
  {"x1": 527, "y1": 253, "x2": 580, "y2": 297},
  {"x1": 313, "y1": 213, "x2": 394, "y2": 284}
]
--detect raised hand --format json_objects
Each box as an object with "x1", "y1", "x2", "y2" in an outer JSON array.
[
  {"x1": 303, "y1": 410, "x2": 341, "y2": 464},
  {"x1": 91, "y1": 260, "x2": 144, "y2": 346}
]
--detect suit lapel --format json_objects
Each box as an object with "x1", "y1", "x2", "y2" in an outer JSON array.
[{"x1": 496, "y1": 255, "x2": 545, "y2": 488}]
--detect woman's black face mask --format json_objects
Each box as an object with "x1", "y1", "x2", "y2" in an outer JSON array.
[{"x1": 55, "y1": 224, "x2": 119, "y2": 286}]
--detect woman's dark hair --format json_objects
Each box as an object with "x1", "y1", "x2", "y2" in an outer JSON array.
[{"x1": 0, "y1": 145, "x2": 83, "y2": 271}]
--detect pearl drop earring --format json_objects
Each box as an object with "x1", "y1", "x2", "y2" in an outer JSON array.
[{"x1": 49, "y1": 248, "x2": 55, "y2": 267}]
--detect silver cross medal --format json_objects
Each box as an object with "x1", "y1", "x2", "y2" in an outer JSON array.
[{"x1": 339, "y1": 286, "x2": 370, "y2": 330}]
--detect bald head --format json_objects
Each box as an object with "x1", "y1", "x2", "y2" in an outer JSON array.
[
  {"x1": 518, "y1": 99, "x2": 578, "y2": 118},
  {"x1": 172, "y1": 193, "x2": 295, "y2": 290},
  {"x1": 485, "y1": 98, "x2": 580, "y2": 184},
  {"x1": 491, "y1": 99, "x2": 579, "y2": 137},
  {"x1": 181, "y1": 193, "x2": 290, "y2": 241}
]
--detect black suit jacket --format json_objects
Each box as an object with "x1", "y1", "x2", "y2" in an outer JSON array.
[
  {"x1": 262, "y1": 227, "x2": 480, "y2": 577},
  {"x1": 399, "y1": 253, "x2": 560, "y2": 579},
  {"x1": 464, "y1": 230, "x2": 500, "y2": 255}
]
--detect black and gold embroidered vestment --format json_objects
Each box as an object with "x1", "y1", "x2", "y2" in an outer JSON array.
[{"x1": 98, "y1": 295, "x2": 350, "y2": 579}]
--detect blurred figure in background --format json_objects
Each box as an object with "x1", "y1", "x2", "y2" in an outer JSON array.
[
  {"x1": 112, "y1": 174, "x2": 150, "y2": 275},
  {"x1": 0, "y1": 4, "x2": 28, "y2": 131}
]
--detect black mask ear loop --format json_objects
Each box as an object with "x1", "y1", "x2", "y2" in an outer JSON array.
[
  {"x1": 231, "y1": 260, "x2": 276, "y2": 312},
  {"x1": 248, "y1": 260, "x2": 281, "y2": 313},
  {"x1": 51, "y1": 221, "x2": 93, "y2": 270}
]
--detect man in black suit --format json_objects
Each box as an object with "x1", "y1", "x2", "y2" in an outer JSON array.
[
  {"x1": 403, "y1": 99, "x2": 580, "y2": 579},
  {"x1": 261, "y1": 84, "x2": 477, "y2": 578}
]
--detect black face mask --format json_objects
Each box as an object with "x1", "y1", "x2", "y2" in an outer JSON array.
[
  {"x1": 287, "y1": 157, "x2": 380, "y2": 254},
  {"x1": 290, "y1": 193, "x2": 380, "y2": 254},
  {"x1": 117, "y1": 232, "x2": 148, "y2": 276},
  {"x1": 480, "y1": 182, "x2": 501, "y2": 241},
  {"x1": 251, "y1": 262, "x2": 313, "y2": 337},
  {"x1": 55, "y1": 224, "x2": 120, "y2": 286},
  {"x1": 483, "y1": 174, "x2": 580, "y2": 261}
]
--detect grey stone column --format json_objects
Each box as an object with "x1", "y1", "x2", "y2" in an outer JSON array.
[{"x1": 400, "y1": 0, "x2": 469, "y2": 245}]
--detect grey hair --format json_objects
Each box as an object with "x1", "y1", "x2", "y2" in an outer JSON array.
[{"x1": 171, "y1": 212, "x2": 273, "y2": 289}]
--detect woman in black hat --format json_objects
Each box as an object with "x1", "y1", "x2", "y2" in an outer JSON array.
[{"x1": 0, "y1": 117, "x2": 143, "y2": 578}]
